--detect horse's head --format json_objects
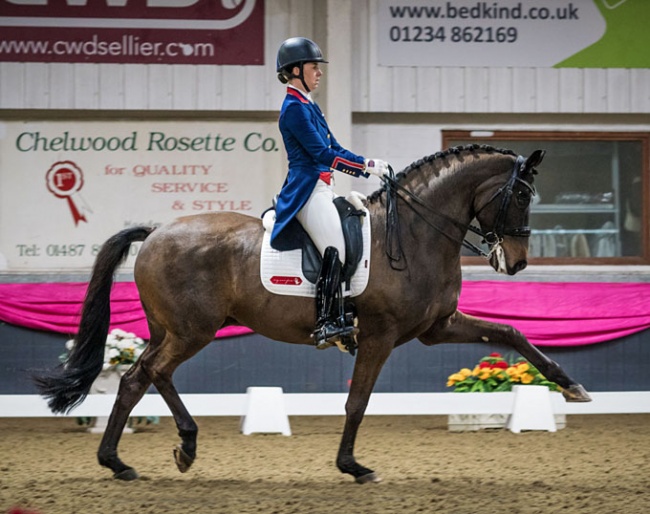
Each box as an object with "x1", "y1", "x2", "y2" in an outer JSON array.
[{"x1": 474, "y1": 150, "x2": 545, "y2": 275}]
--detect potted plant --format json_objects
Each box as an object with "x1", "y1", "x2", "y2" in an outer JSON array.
[
  {"x1": 61, "y1": 329, "x2": 154, "y2": 432},
  {"x1": 446, "y1": 353, "x2": 565, "y2": 431}
]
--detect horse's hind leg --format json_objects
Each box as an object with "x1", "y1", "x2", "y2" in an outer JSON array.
[
  {"x1": 97, "y1": 363, "x2": 152, "y2": 480},
  {"x1": 419, "y1": 311, "x2": 591, "y2": 402},
  {"x1": 146, "y1": 331, "x2": 215, "y2": 474},
  {"x1": 149, "y1": 364, "x2": 198, "y2": 473}
]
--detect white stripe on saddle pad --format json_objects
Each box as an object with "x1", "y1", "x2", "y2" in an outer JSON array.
[{"x1": 260, "y1": 204, "x2": 371, "y2": 298}]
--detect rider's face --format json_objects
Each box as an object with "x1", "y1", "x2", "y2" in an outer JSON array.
[{"x1": 294, "y1": 62, "x2": 322, "y2": 92}]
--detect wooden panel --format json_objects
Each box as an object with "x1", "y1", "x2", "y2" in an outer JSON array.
[
  {"x1": 0, "y1": 1, "x2": 648, "y2": 115},
  {"x1": 24, "y1": 63, "x2": 49, "y2": 109},
  {"x1": 487, "y1": 67, "x2": 513, "y2": 113},
  {"x1": 558, "y1": 68, "x2": 584, "y2": 113},
  {"x1": 123, "y1": 64, "x2": 148, "y2": 110},
  {"x1": 535, "y1": 68, "x2": 560, "y2": 113},
  {"x1": 147, "y1": 65, "x2": 173, "y2": 110},
  {"x1": 98, "y1": 64, "x2": 124, "y2": 110},
  {"x1": 392, "y1": 67, "x2": 416, "y2": 112},
  {"x1": 439, "y1": 67, "x2": 465, "y2": 112},
  {"x1": 630, "y1": 69, "x2": 650, "y2": 114},
  {"x1": 220, "y1": 66, "x2": 247, "y2": 111},
  {"x1": 583, "y1": 68, "x2": 608, "y2": 113},
  {"x1": 511, "y1": 68, "x2": 536, "y2": 112},
  {"x1": 463, "y1": 67, "x2": 489, "y2": 113},
  {"x1": 171, "y1": 65, "x2": 197, "y2": 111},
  {"x1": 0, "y1": 63, "x2": 24, "y2": 108},
  {"x1": 606, "y1": 68, "x2": 631, "y2": 113},
  {"x1": 196, "y1": 65, "x2": 221, "y2": 111},
  {"x1": 49, "y1": 64, "x2": 76, "y2": 110},
  {"x1": 72, "y1": 64, "x2": 99, "y2": 109},
  {"x1": 415, "y1": 67, "x2": 442, "y2": 112}
]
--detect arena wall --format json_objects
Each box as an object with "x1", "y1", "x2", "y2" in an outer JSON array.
[{"x1": 1, "y1": 0, "x2": 648, "y2": 396}]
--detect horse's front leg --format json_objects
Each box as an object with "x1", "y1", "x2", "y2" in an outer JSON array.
[
  {"x1": 337, "y1": 340, "x2": 394, "y2": 484},
  {"x1": 419, "y1": 310, "x2": 591, "y2": 402}
]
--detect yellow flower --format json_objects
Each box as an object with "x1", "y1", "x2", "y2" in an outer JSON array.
[
  {"x1": 516, "y1": 362, "x2": 530, "y2": 372},
  {"x1": 447, "y1": 372, "x2": 467, "y2": 386},
  {"x1": 472, "y1": 365, "x2": 480, "y2": 376},
  {"x1": 521, "y1": 373, "x2": 535, "y2": 384},
  {"x1": 459, "y1": 368, "x2": 472, "y2": 378}
]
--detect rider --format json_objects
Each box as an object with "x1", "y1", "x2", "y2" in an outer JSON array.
[{"x1": 271, "y1": 36, "x2": 390, "y2": 350}]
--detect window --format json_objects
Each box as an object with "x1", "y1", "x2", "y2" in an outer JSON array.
[{"x1": 443, "y1": 131, "x2": 649, "y2": 264}]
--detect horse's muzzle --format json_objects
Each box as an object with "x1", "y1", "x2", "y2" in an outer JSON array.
[{"x1": 509, "y1": 259, "x2": 528, "y2": 275}]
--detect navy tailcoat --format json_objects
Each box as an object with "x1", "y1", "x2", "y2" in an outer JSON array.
[{"x1": 271, "y1": 88, "x2": 367, "y2": 250}]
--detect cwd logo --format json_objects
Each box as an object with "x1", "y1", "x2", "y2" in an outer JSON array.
[
  {"x1": 1, "y1": 0, "x2": 256, "y2": 30},
  {"x1": 0, "y1": 0, "x2": 264, "y2": 65}
]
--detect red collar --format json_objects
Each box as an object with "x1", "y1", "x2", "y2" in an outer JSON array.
[{"x1": 286, "y1": 87, "x2": 310, "y2": 104}]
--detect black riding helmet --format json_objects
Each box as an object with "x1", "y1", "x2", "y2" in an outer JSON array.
[{"x1": 276, "y1": 37, "x2": 327, "y2": 92}]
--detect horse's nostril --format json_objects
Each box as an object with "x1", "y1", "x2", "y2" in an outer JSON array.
[{"x1": 512, "y1": 260, "x2": 527, "y2": 274}]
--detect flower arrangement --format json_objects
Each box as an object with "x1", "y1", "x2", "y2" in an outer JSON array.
[
  {"x1": 61, "y1": 328, "x2": 146, "y2": 371},
  {"x1": 446, "y1": 352, "x2": 560, "y2": 393}
]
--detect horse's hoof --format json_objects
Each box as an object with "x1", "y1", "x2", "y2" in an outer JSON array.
[
  {"x1": 173, "y1": 445, "x2": 194, "y2": 473},
  {"x1": 355, "y1": 472, "x2": 382, "y2": 484},
  {"x1": 113, "y1": 468, "x2": 139, "y2": 481},
  {"x1": 562, "y1": 384, "x2": 592, "y2": 403}
]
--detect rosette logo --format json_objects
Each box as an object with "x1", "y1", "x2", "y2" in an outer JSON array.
[{"x1": 45, "y1": 161, "x2": 92, "y2": 226}]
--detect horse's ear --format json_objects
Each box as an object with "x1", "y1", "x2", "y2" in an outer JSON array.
[{"x1": 525, "y1": 149, "x2": 546, "y2": 170}]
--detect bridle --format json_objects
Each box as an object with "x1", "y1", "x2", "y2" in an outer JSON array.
[
  {"x1": 471, "y1": 155, "x2": 536, "y2": 245},
  {"x1": 381, "y1": 155, "x2": 536, "y2": 269}
]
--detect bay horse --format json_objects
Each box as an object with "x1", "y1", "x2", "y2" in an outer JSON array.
[{"x1": 35, "y1": 144, "x2": 591, "y2": 484}]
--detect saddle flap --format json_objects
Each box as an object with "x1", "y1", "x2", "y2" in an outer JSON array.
[{"x1": 260, "y1": 195, "x2": 372, "y2": 298}]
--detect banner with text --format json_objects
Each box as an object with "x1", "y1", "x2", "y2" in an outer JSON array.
[
  {"x1": 378, "y1": 0, "x2": 650, "y2": 68},
  {"x1": 0, "y1": 120, "x2": 284, "y2": 271},
  {"x1": 0, "y1": 0, "x2": 263, "y2": 65}
]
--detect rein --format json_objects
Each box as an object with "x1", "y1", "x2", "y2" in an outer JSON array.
[{"x1": 381, "y1": 156, "x2": 534, "y2": 267}]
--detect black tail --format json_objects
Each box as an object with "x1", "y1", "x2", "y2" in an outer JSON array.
[{"x1": 33, "y1": 226, "x2": 154, "y2": 414}]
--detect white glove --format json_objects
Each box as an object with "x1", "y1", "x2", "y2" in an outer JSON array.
[{"x1": 364, "y1": 158, "x2": 390, "y2": 177}]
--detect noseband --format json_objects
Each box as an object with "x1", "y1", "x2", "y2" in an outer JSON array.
[{"x1": 381, "y1": 155, "x2": 536, "y2": 266}]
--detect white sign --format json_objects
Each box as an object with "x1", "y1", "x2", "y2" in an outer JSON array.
[
  {"x1": 378, "y1": 0, "x2": 607, "y2": 67},
  {"x1": 0, "y1": 120, "x2": 285, "y2": 271}
]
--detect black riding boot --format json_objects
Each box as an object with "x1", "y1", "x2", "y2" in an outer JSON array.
[{"x1": 312, "y1": 247, "x2": 357, "y2": 349}]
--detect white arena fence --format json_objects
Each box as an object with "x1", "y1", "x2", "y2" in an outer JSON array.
[{"x1": 1, "y1": 391, "x2": 649, "y2": 418}]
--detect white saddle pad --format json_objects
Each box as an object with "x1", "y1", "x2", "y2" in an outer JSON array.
[{"x1": 260, "y1": 194, "x2": 371, "y2": 298}]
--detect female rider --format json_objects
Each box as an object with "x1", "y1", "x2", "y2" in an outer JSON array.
[{"x1": 271, "y1": 37, "x2": 389, "y2": 349}]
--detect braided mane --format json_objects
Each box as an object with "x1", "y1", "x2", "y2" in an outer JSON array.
[{"x1": 366, "y1": 144, "x2": 517, "y2": 203}]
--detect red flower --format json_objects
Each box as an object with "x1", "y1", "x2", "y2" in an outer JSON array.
[
  {"x1": 489, "y1": 352, "x2": 502, "y2": 358},
  {"x1": 493, "y1": 361, "x2": 508, "y2": 369},
  {"x1": 479, "y1": 361, "x2": 491, "y2": 369}
]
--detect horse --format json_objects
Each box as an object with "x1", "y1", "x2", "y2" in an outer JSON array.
[{"x1": 34, "y1": 144, "x2": 592, "y2": 484}]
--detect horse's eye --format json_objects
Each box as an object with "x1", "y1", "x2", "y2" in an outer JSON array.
[{"x1": 515, "y1": 189, "x2": 532, "y2": 208}]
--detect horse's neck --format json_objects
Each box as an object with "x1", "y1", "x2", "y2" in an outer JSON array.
[
  {"x1": 407, "y1": 159, "x2": 487, "y2": 226},
  {"x1": 371, "y1": 156, "x2": 501, "y2": 256}
]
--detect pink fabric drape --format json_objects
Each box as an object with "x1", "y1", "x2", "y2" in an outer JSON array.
[
  {"x1": 0, "y1": 281, "x2": 649, "y2": 346},
  {"x1": 457, "y1": 281, "x2": 650, "y2": 346},
  {"x1": 0, "y1": 282, "x2": 251, "y2": 340}
]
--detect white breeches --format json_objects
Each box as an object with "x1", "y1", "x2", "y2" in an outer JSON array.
[{"x1": 296, "y1": 180, "x2": 346, "y2": 263}]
